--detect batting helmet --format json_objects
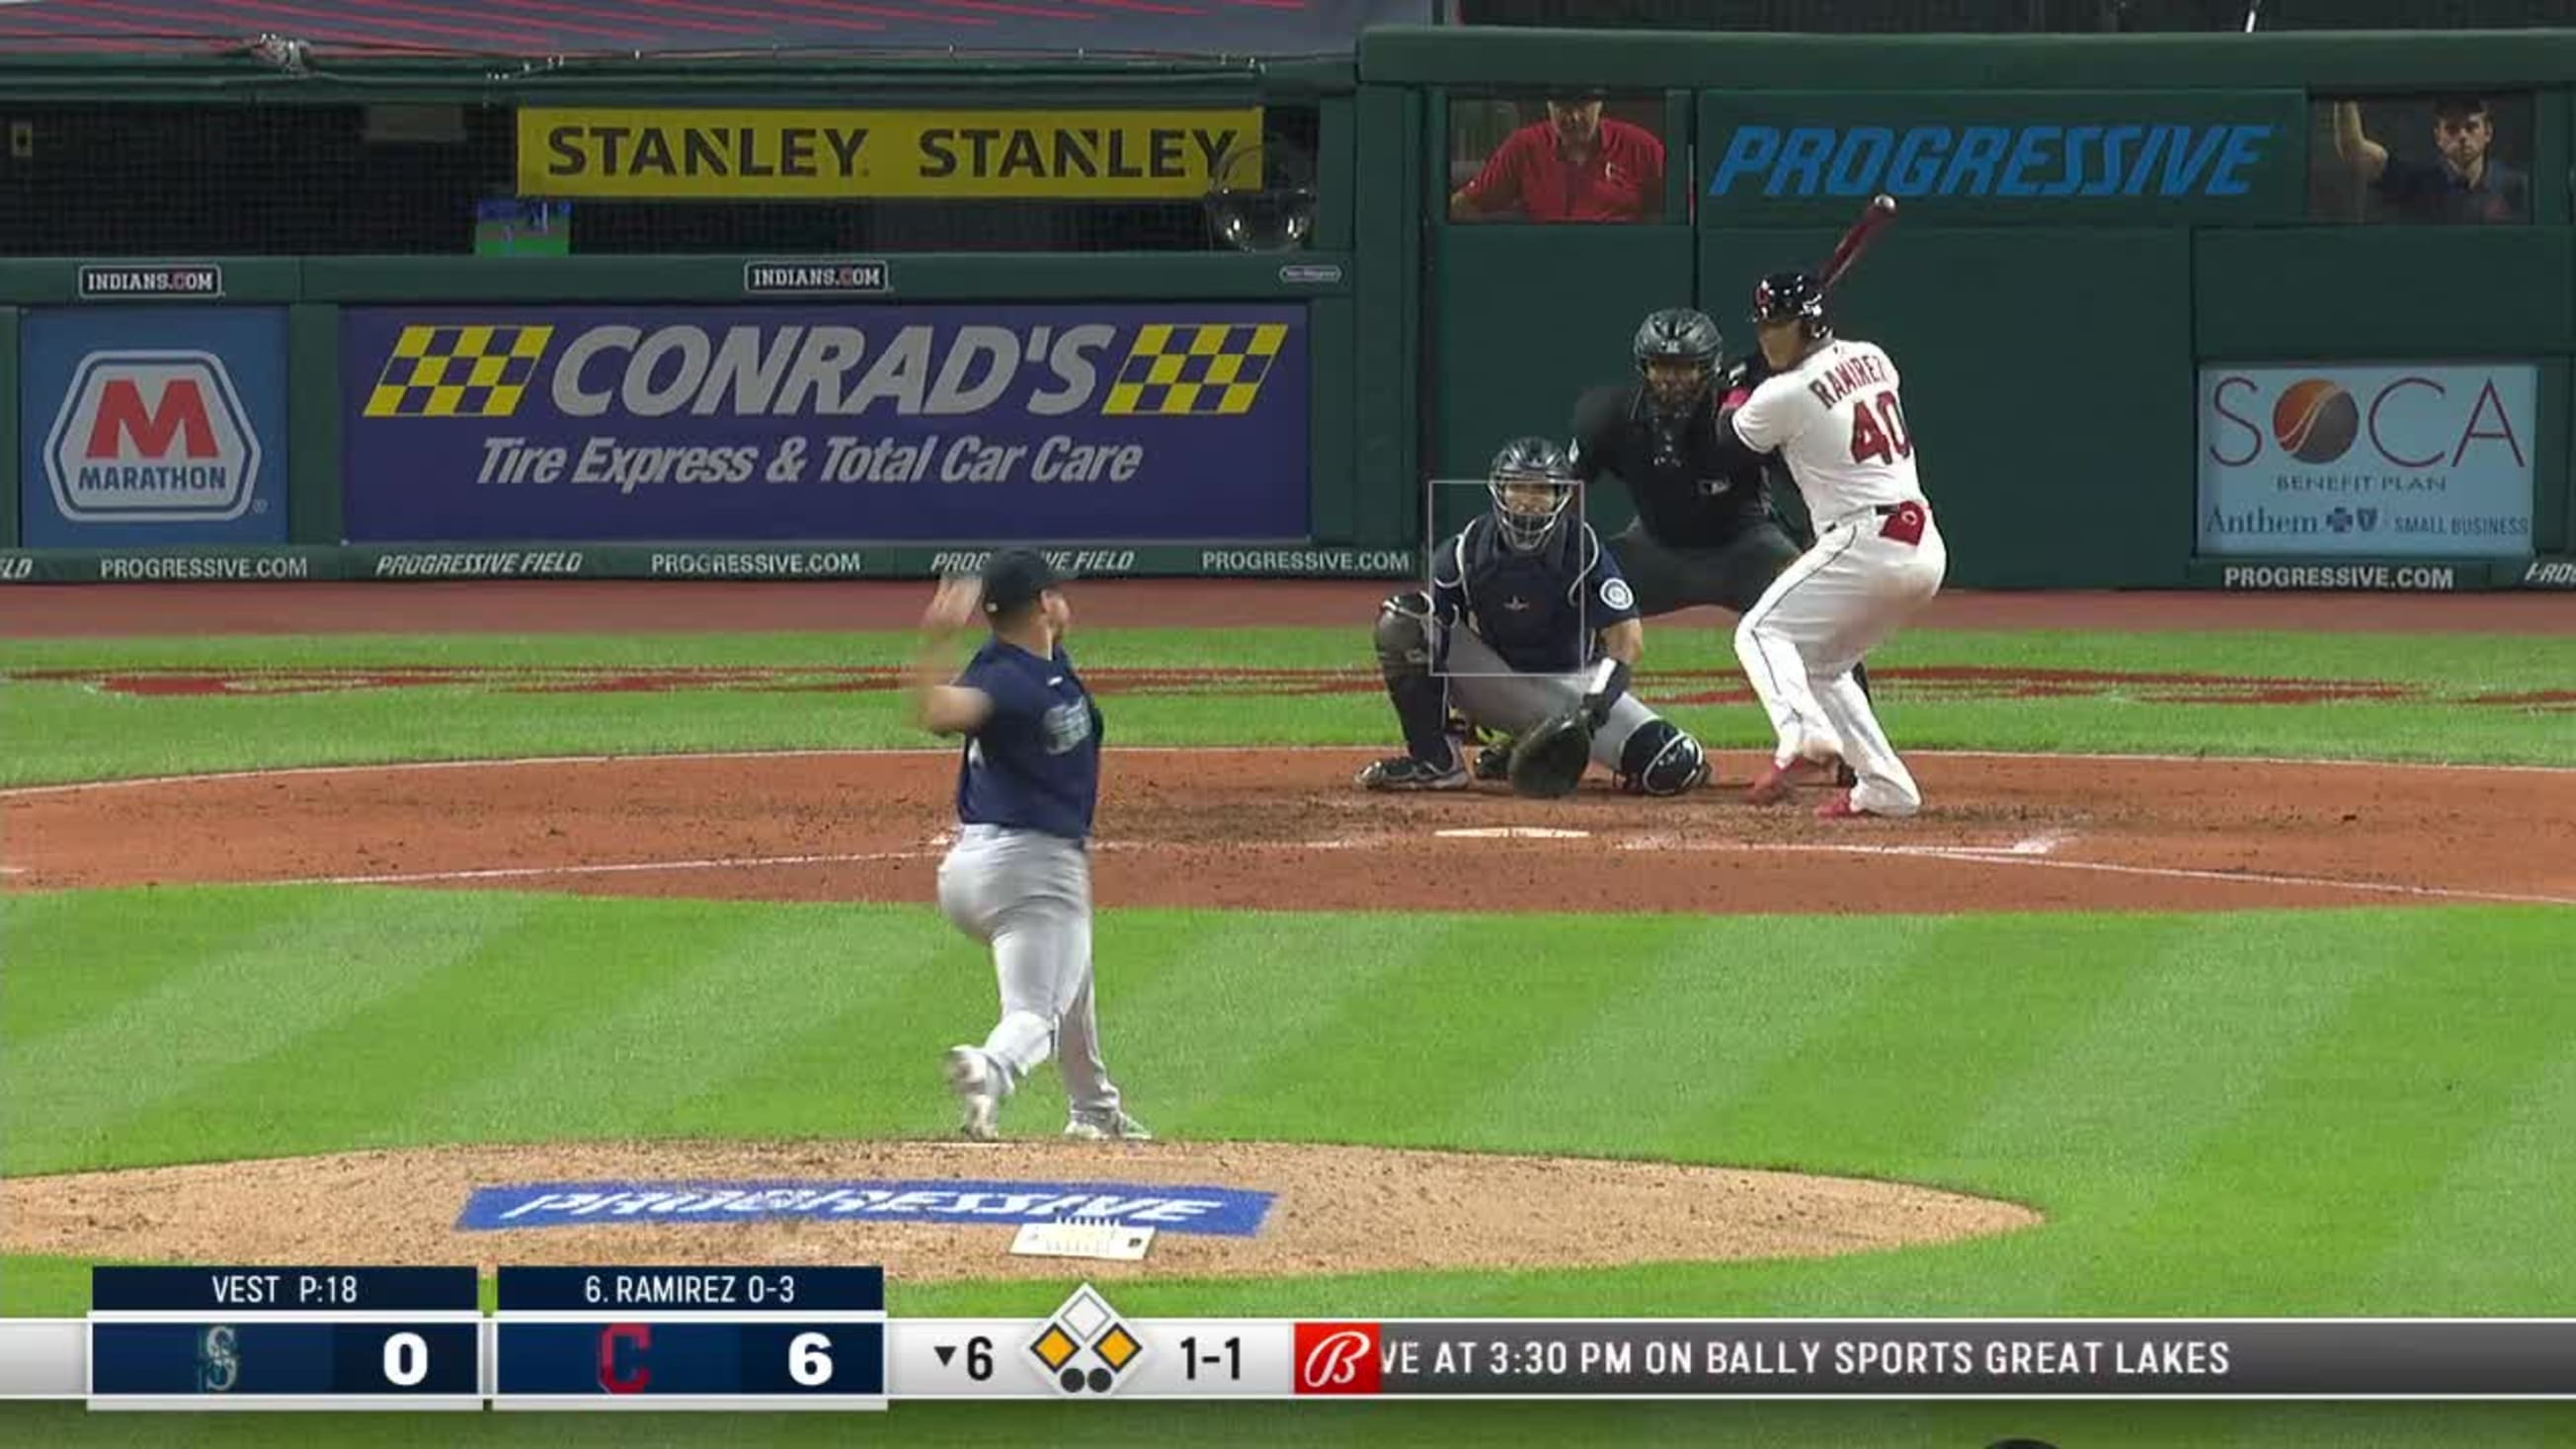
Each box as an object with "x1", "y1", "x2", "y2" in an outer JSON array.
[
  {"x1": 1751, "y1": 272, "x2": 1830, "y2": 340},
  {"x1": 1488, "y1": 436, "x2": 1576, "y2": 553}
]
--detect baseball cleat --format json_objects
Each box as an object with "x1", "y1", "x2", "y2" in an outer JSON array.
[
  {"x1": 1356, "y1": 753, "x2": 1469, "y2": 791},
  {"x1": 1815, "y1": 790, "x2": 1880, "y2": 820},
  {"x1": 943, "y1": 1045, "x2": 1003, "y2": 1141},
  {"x1": 1833, "y1": 759, "x2": 1859, "y2": 789},
  {"x1": 1065, "y1": 1109, "x2": 1155, "y2": 1142},
  {"x1": 1746, "y1": 755, "x2": 1836, "y2": 804}
]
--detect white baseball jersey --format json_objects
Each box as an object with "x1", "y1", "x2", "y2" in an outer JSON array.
[{"x1": 1730, "y1": 338, "x2": 1922, "y2": 524}]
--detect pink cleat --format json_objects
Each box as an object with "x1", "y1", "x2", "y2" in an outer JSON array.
[{"x1": 1815, "y1": 790, "x2": 1877, "y2": 821}]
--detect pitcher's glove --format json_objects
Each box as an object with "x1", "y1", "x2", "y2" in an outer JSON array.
[{"x1": 1507, "y1": 709, "x2": 1594, "y2": 798}]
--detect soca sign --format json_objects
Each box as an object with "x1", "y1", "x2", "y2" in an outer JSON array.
[
  {"x1": 2196, "y1": 363, "x2": 2536, "y2": 558},
  {"x1": 17, "y1": 307, "x2": 289, "y2": 546},
  {"x1": 338, "y1": 303, "x2": 1311, "y2": 543}
]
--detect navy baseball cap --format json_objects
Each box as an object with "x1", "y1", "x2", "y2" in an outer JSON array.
[{"x1": 979, "y1": 548, "x2": 1062, "y2": 616}]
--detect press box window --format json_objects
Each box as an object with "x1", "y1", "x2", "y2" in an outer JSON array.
[{"x1": 1447, "y1": 92, "x2": 1668, "y2": 225}]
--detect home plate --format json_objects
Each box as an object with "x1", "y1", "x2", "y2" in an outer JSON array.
[{"x1": 1435, "y1": 827, "x2": 1593, "y2": 841}]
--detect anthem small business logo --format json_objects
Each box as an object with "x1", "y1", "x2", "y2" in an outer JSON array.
[{"x1": 1293, "y1": 1322, "x2": 1383, "y2": 1395}]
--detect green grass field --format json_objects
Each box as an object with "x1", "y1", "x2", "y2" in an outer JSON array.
[{"x1": 6, "y1": 619, "x2": 2575, "y2": 1446}]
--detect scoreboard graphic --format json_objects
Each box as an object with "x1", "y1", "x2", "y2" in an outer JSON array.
[{"x1": 15, "y1": 1265, "x2": 2576, "y2": 1409}]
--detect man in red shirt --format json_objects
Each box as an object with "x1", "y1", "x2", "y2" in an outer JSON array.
[{"x1": 1452, "y1": 90, "x2": 1665, "y2": 224}]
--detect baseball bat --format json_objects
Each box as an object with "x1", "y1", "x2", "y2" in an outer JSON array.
[{"x1": 1819, "y1": 193, "x2": 1897, "y2": 292}]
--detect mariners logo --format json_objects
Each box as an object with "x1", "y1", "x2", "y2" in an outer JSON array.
[
  {"x1": 198, "y1": 1325, "x2": 240, "y2": 1393},
  {"x1": 44, "y1": 350, "x2": 262, "y2": 523},
  {"x1": 364, "y1": 324, "x2": 556, "y2": 418},
  {"x1": 1600, "y1": 577, "x2": 1636, "y2": 611}
]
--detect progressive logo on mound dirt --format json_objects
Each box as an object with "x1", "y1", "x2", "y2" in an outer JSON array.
[{"x1": 460, "y1": 1178, "x2": 1275, "y2": 1236}]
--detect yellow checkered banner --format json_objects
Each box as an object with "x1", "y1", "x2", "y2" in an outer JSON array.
[{"x1": 339, "y1": 304, "x2": 1310, "y2": 543}]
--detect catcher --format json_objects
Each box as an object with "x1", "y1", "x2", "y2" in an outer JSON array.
[{"x1": 1357, "y1": 436, "x2": 1710, "y2": 798}]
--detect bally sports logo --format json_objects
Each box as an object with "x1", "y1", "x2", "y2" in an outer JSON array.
[
  {"x1": 1294, "y1": 1322, "x2": 1383, "y2": 1395},
  {"x1": 43, "y1": 351, "x2": 262, "y2": 523}
]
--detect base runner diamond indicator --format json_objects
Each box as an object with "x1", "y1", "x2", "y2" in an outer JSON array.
[{"x1": 1026, "y1": 1283, "x2": 1146, "y2": 1397}]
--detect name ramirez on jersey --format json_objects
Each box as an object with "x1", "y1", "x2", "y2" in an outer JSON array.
[{"x1": 1725, "y1": 339, "x2": 1923, "y2": 525}]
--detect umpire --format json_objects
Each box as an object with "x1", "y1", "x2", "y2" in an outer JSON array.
[{"x1": 1569, "y1": 305, "x2": 1868, "y2": 778}]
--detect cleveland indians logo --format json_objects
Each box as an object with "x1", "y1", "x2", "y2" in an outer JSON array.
[{"x1": 598, "y1": 1323, "x2": 652, "y2": 1394}]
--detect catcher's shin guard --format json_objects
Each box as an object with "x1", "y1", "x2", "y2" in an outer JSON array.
[{"x1": 1373, "y1": 592, "x2": 1454, "y2": 763}]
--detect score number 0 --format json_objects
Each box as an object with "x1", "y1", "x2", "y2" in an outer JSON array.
[{"x1": 382, "y1": 1331, "x2": 430, "y2": 1387}]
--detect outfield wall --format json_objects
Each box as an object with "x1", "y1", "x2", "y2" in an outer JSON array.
[{"x1": 4, "y1": 32, "x2": 2575, "y2": 589}]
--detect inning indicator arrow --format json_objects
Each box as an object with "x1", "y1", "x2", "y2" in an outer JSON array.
[{"x1": 934, "y1": 1344, "x2": 957, "y2": 1367}]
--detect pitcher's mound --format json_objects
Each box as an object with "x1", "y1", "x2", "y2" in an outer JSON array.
[{"x1": 1, "y1": 1140, "x2": 2040, "y2": 1282}]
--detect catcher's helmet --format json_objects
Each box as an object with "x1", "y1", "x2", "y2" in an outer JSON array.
[
  {"x1": 1632, "y1": 308, "x2": 1724, "y2": 415},
  {"x1": 1751, "y1": 271, "x2": 1830, "y2": 339},
  {"x1": 1487, "y1": 435, "x2": 1576, "y2": 553}
]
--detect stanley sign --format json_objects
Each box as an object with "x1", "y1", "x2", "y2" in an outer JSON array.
[{"x1": 518, "y1": 108, "x2": 1263, "y2": 201}]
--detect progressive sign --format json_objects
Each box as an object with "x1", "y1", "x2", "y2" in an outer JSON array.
[{"x1": 1698, "y1": 89, "x2": 2305, "y2": 222}]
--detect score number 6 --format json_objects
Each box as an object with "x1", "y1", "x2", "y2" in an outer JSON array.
[{"x1": 789, "y1": 1331, "x2": 835, "y2": 1388}]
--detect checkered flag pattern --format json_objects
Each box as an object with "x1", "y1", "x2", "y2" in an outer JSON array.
[
  {"x1": 1102, "y1": 323, "x2": 1287, "y2": 417},
  {"x1": 363, "y1": 325, "x2": 556, "y2": 418}
]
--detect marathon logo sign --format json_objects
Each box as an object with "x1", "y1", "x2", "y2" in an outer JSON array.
[
  {"x1": 44, "y1": 352, "x2": 261, "y2": 523},
  {"x1": 338, "y1": 302, "x2": 1311, "y2": 544},
  {"x1": 457, "y1": 1179, "x2": 1276, "y2": 1237},
  {"x1": 17, "y1": 307, "x2": 289, "y2": 546},
  {"x1": 519, "y1": 107, "x2": 1261, "y2": 201}
]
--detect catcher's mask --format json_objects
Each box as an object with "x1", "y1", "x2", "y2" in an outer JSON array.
[{"x1": 1488, "y1": 435, "x2": 1576, "y2": 553}]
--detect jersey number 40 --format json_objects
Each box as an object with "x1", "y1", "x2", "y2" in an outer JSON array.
[{"x1": 1848, "y1": 389, "x2": 1914, "y2": 466}]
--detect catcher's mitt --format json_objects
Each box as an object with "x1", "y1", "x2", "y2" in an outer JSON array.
[{"x1": 1506, "y1": 709, "x2": 1594, "y2": 798}]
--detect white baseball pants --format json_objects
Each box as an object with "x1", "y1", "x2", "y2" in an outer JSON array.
[
  {"x1": 935, "y1": 824, "x2": 1123, "y2": 1116},
  {"x1": 1734, "y1": 503, "x2": 1948, "y2": 816}
]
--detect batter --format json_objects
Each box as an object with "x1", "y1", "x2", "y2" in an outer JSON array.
[{"x1": 1720, "y1": 272, "x2": 1949, "y2": 818}]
